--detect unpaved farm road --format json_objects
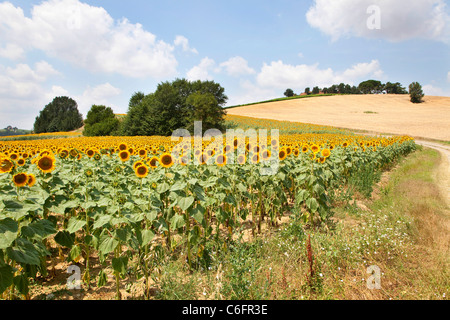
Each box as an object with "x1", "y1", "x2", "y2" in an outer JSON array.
[{"x1": 414, "y1": 140, "x2": 450, "y2": 207}]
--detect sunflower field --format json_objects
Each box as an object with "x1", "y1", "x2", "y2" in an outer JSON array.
[{"x1": 0, "y1": 130, "x2": 416, "y2": 299}]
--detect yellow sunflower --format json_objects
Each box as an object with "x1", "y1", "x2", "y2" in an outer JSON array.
[
  {"x1": 135, "y1": 165, "x2": 149, "y2": 178},
  {"x1": 159, "y1": 153, "x2": 174, "y2": 168},
  {"x1": 215, "y1": 154, "x2": 227, "y2": 167},
  {"x1": 12, "y1": 172, "x2": 28, "y2": 188},
  {"x1": 27, "y1": 173, "x2": 36, "y2": 187},
  {"x1": 118, "y1": 150, "x2": 130, "y2": 162},
  {"x1": 321, "y1": 148, "x2": 331, "y2": 158},
  {"x1": 278, "y1": 149, "x2": 287, "y2": 161},
  {"x1": 36, "y1": 155, "x2": 56, "y2": 173}
]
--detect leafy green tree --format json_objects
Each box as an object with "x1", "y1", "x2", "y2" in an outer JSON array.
[
  {"x1": 83, "y1": 105, "x2": 120, "y2": 136},
  {"x1": 358, "y1": 80, "x2": 383, "y2": 94},
  {"x1": 34, "y1": 96, "x2": 83, "y2": 133},
  {"x1": 384, "y1": 82, "x2": 407, "y2": 94},
  {"x1": 312, "y1": 86, "x2": 320, "y2": 95},
  {"x1": 121, "y1": 78, "x2": 228, "y2": 136},
  {"x1": 409, "y1": 82, "x2": 424, "y2": 103},
  {"x1": 284, "y1": 88, "x2": 294, "y2": 97},
  {"x1": 185, "y1": 92, "x2": 225, "y2": 134},
  {"x1": 305, "y1": 87, "x2": 310, "y2": 95}
]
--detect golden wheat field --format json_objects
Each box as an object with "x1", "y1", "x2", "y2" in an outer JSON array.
[{"x1": 226, "y1": 95, "x2": 450, "y2": 141}]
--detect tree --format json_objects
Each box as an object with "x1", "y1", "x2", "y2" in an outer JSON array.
[
  {"x1": 185, "y1": 92, "x2": 225, "y2": 134},
  {"x1": 409, "y1": 82, "x2": 424, "y2": 103},
  {"x1": 338, "y1": 83, "x2": 346, "y2": 94},
  {"x1": 34, "y1": 96, "x2": 83, "y2": 133},
  {"x1": 305, "y1": 87, "x2": 311, "y2": 95},
  {"x1": 384, "y1": 82, "x2": 407, "y2": 94},
  {"x1": 284, "y1": 88, "x2": 294, "y2": 97},
  {"x1": 83, "y1": 105, "x2": 120, "y2": 136},
  {"x1": 312, "y1": 86, "x2": 320, "y2": 95},
  {"x1": 121, "y1": 78, "x2": 228, "y2": 136},
  {"x1": 358, "y1": 80, "x2": 383, "y2": 94}
]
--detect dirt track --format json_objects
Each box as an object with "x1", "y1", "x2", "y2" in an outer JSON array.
[{"x1": 226, "y1": 95, "x2": 450, "y2": 141}]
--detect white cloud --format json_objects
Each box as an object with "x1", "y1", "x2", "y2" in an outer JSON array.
[
  {"x1": 0, "y1": 61, "x2": 64, "y2": 129},
  {"x1": 306, "y1": 0, "x2": 450, "y2": 43},
  {"x1": 186, "y1": 57, "x2": 216, "y2": 81},
  {"x1": 0, "y1": 43, "x2": 25, "y2": 60},
  {"x1": 174, "y1": 35, "x2": 198, "y2": 54},
  {"x1": 447, "y1": 71, "x2": 450, "y2": 82},
  {"x1": 423, "y1": 84, "x2": 450, "y2": 96},
  {"x1": 76, "y1": 83, "x2": 122, "y2": 117},
  {"x1": 219, "y1": 56, "x2": 255, "y2": 77},
  {"x1": 255, "y1": 59, "x2": 383, "y2": 90},
  {"x1": 0, "y1": 0, "x2": 178, "y2": 78}
]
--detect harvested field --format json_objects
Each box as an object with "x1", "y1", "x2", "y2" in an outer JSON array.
[{"x1": 226, "y1": 95, "x2": 450, "y2": 141}]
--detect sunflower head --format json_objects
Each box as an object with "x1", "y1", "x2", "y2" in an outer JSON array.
[
  {"x1": 12, "y1": 172, "x2": 28, "y2": 188},
  {"x1": 321, "y1": 148, "x2": 331, "y2": 158},
  {"x1": 27, "y1": 173, "x2": 36, "y2": 187},
  {"x1": 84, "y1": 168, "x2": 93, "y2": 177},
  {"x1": 237, "y1": 154, "x2": 246, "y2": 165},
  {"x1": 215, "y1": 154, "x2": 227, "y2": 167},
  {"x1": 135, "y1": 165, "x2": 149, "y2": 178},
  {"x1": 160, "y1": 153, "x2": 174, "y2": 168},
  {"x1": 0, "y1": 158, "x2": 14, "y2": 173},
  {"x1": 148, "y1": 156, "x2": 159, "y2": 169},
  {"x1": 278, "y1": 149, "x2": 287, "y2": 161},
  {"x1": 37, "y1": 155, "x2": 56, "y2": 174},
  {"x1": 119, "y1": 150, "x2": 130, "y2": 162}
]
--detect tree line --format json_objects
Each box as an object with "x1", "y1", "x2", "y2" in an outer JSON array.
[
  {"x1": 284, "y1": 79, "x2": 410, "y2": 97},
  {"x1": 33, "y1": 78, "x2": 228, "y2": 137}
]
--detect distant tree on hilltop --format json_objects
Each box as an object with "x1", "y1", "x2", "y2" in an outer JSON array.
[
  {"x1": 409, "y1": 82, "x2": 425, "y2": 103},
  {"x1": 284, "y1": 88, "x2": 294, "y2": 97}
]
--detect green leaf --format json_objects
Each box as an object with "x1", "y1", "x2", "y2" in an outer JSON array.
[
  {"x1": 178, "y1": 196, "x2": 195, "y2": 211},
  {"x1": 112, "y1": 256, "x2": 128, "y2": 277},
  {"x1": 170, "y1": 180, "x2": 187, "y2": 192},
  {"x1": 6, "y1": 238, "x2": 41, "y2": 266},
  {"x1": 69, "y1": 245, "x2": 82, "y2": 262},
  {"x1": 98, "y1": 235, "x2": 119, "y2": 255},
  {"x1": 156, "y1": 182, "x2": 170, "y2": 194},
  {"x1": 21, "y1": 219, "x2": 56, "y2": 240},
  {"x1": 0, "y1": 218, "x2": 18, "y2": 250},
  {"x1": 54, "y1": 231, "x2": 75, "y2": 248},
  {"x1": 0, "y1": 265, "x2": 14, "y2": 294},
  {"x1": 66, "y1": 217, "x2": 87, "y2": 234},
  {"x1": 13, "y1": 274, "x2": 29, "y2": 296},
  {"x1": 97, "y1": 269, "x2": 107, "y2": 288},
  {"x1": 170, "y1": 214, "x2": 185, "y2": 230},
  {"x1": 141, "y1": 229, "x2": 155, "y2": 247},
  {"x1": 190, "y1": 206, "x2": 205, "y2": 224},
  {"x1": 93, "y1": 215, "x2": 111, "y2": 230},
  {"x1": 306, "y1": 198, "x2": 319, "y2": 213}
]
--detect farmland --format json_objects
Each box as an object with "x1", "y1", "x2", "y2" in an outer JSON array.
[{"x1": 0, "y1": 126, "x2": 419, "y2": 300}]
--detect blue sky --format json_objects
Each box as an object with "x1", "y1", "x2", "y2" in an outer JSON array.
[{"x1": 0, "y1": 0, "x2": 449, "y2": 130}]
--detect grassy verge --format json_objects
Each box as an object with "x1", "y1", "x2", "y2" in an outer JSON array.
[{"x1": 149, "y1": 147, "x2": 448, "y2": 300}]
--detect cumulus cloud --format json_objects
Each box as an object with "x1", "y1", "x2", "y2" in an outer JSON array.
[
  {"x1": 423, "y1": 84, "x2": 450, "y2": 96},
  {"x1": 0, "y1": 61, "x2": 63, "y2": 129},
  {"x1": 306, "y1": 0, "x2": 450, "y2": 43},
  {"x1": 186, "y1": 57, "x2": 217, "y2": 81},
  {"x1": 76, "y1": 83, "x2": 122, "y2": 117},
  {"x1": 0, "y1": 0, "x2": 178, "y2": 78},
  {"x1": 219, "y1": 56, "x2": 255, "y2": 77},
  {"x1": 256, "y1": 59, "x2": 383, "y2": 90},
  {"x1": 174, "y1": 35, "x2": 198, "y2": 54}
]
